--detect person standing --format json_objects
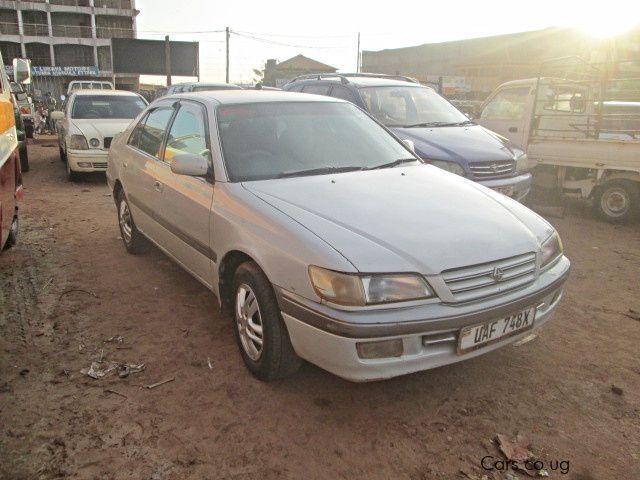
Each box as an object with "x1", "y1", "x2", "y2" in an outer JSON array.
[{"x1": 45, "y1": 92, "x2": 57, "y2": 133}]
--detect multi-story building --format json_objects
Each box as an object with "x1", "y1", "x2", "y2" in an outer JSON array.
[{"x1": 0, "y1": 0, "x2": 139, "y2": 97}]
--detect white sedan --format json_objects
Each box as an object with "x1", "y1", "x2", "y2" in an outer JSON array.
[{"x1": 54, "y1": 90, "x2": 147, "y2": 181}]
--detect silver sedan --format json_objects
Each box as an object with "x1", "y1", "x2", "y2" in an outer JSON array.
[{"x1": 107, "y1": 90, "x2": 570, "y2": 382}]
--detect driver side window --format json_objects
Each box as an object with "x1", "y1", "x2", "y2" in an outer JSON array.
[{"x1": 163, "y1": 101, "x2": 209, "y2": 165}]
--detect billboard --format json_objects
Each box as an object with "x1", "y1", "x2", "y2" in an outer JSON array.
[{"x1": 111, "y1": 38, "x2": 199, "y2": 77}]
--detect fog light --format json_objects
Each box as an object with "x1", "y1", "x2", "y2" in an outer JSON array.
[
  {"x1": 356, "y1": 339, "x2": 403, "y2": 359},
  {"x1": 78, "y1": 162, "x2": 92, "y2": 168},
  {"x1": 89, "y1": 138, "x2": 100, "y2": 148}
]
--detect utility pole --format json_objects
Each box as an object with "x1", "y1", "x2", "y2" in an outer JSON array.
[
  {"x1": 165, "y1": 35, "x2": 172, "y2": 86},
  {"x1": 356, "y1": 32, "x2": 361, "y2": 73},
  {"x1": 225, "y1": 27, "x2": 230, "y2": 83}
]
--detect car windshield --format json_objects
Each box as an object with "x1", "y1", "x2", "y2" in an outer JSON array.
[
  {"x1": 359, "y1": 86, "x2": 470, "y2": 127},
  {"x1": 217, "y1": 102, "x2": 417, "y2": 181},
  {"x1": 72, "y1": 95, "x2": 147, "y2": 119}
]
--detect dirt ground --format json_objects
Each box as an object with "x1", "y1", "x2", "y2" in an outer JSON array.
[{"x1": 1, "y1": 138, "x2": 639, "y2": 480}]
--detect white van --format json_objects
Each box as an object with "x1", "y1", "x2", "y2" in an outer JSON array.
[{"x1": 67, "y1": 81, "x2": 114, "y2": 94}]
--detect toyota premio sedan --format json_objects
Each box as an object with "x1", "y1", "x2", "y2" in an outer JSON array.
[{"x1": 106, "y1": 90, "x2": 570, "y2": 382}]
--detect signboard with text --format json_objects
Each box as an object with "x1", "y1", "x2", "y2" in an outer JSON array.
[{"x1": 4, "y1": 65, "x2": 99, "y2": 77}]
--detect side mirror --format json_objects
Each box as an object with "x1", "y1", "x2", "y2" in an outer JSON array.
[
  {"x1": 50, "y1": 111, "x2": 65, "y2": 122},
  {"x1": 12, "y1": 58, "x2": 32, "y2": 84},
  {"x1": 170, "y1": 153, "x2": 210, "y2": 177},
  {"x1": 402, "y1": 139, "x2": 416, "y2": 153}
]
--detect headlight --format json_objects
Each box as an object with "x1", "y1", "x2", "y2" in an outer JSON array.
[
  {"x1": 309, "y1": 266, "x2": 434, "y2": 306},
  {"x1": 540, "y1": 232, "x2": 563, "y2": 268},
  {"x1": 431, "y1": 160, "x2": 465, "y2": 176},
  {"x1": 89, "y1": 138, "x2": 100, "y2": 148},
  {"x1": 516, "y1": 154, "x2": 529, "y2": 173},
  {"x1": 69, "y1": 134, "x2": 88, "y2": 150}
]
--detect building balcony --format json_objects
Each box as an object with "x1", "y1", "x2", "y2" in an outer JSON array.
[
  {"x1": 51, "y1": 23, "x2": 93, "y2": 38},
  {"x1": 22, "y1": 22, "x2": 50, "y2": 36},
  {"x1": 96, "y1": 26, "x2": 133, "y2": 38},
  {"x1": 49, "y1": 0, "x2": 91, "y2": 6},
  {"x1": 0, "y1": 21, "x2": 19, "y2": 35},
  {"x1": 94, "y1": 0, "x2": 132, "y2": 9}
]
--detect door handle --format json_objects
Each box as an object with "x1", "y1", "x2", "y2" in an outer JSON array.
[
  {"x1": 153, "y1": 180, "x2": 164, "y2": 192},
  {"x1": 508, "y1": 127, "x2": 518, "y2": 133}
]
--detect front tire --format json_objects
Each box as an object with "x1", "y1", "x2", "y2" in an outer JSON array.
[
  {"x1": 66, "y1": 158, "x2": 81, "y2": 182},
  {"x1": 593, "y1": 180, "x2": 639, "y2": 223},
  {"x1": 116, "y1": 190, "x2": 148, "y2": 254},
  {"x1": 232, "y1": 262, "x2": 301, "y2": 381}
]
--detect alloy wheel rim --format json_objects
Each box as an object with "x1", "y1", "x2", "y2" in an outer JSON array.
[
  {"x1": 119, "y1": 200, "x2": 133, "y2": 243},
  {"x1": 235, "y1": 284, "x2": 264, "y2": 361},
  {"x1": 601, "y1": 188, "x2": 629, "y2": 217}
]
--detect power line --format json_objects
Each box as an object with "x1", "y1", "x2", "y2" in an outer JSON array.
[{"x1": 231, "y1": 31, "x2": 352, "y2": 49}]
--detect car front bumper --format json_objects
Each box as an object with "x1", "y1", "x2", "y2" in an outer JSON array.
[
  {"x1": 479, "y1": 172, "x2": 532, "y2": 201},
  {"x1": 67, "y1": 150, "x2": 109, "y2": 172},
  {"x1": 277, "y1": 256, "x2": 569, "y2": 381}
]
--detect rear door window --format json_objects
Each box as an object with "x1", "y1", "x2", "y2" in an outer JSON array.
[
  {"x1": 329, "y1": 85, "x2": 358, "y2": 103},
  {"x1": 302, "y1": 84, "x2": 330, "y2": 95}
]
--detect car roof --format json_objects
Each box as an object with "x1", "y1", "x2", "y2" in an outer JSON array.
[
  {"x1": 71, "y1": 89, "x2": 140, "y2": 97},
  {"x1": 287, "y1": 76, "x2": 424, "y2": 88},
  {"x1": 166, "y1": 90, "x2": 346, "y2": 105}
]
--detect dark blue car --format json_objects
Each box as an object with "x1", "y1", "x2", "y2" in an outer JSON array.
[{"x1": 282, "y1": 73, "x2": 531, "y2": 201}]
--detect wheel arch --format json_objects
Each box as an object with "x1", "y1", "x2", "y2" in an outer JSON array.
[{"x1": 218, "y1": 249, "x2": 261, "y2": 311}]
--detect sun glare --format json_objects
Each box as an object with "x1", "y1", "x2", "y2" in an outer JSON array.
[{"x1": 574, "y1": 19, "x2": 639, "y2": 39}]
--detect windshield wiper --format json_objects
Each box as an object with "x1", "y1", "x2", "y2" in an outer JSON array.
[
  {"x1": 365, "y1": 158, "x2": 418, "y2": 170},
  {"x1": 403, "y1": 120, "x2": 474, "y2": 128},
  {"x1": 277, "y1": 166, "x2": 364, "y2": 179}
]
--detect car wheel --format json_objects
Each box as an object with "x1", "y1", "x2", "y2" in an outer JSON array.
[
  {"x1": 66, "y1": 159, "x2": 81, "y2": 182},
  {"x1": 593, "y1": 180, "x2": 639, "y2": 223},
  {"x1": 232, "y1": 261, "x2": 301, "y2": 381},
  {"x1": 116, "y1": 189, "x2": 148, "y2": 254},
  {"x1": 19, "y1": 145, "x2": 29, "y2": 172},
  {"x1": 2, "y1": 215, "x2": 18, "y2": 250},
  {"x1": 25, "y1": 124, "x2": 34, "y2": 139}
]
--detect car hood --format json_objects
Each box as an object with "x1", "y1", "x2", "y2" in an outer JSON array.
[
  {"x1": 243, "y1": 165, "x2": 553, "y2": 274},
  {"x1": 391, "y1": 125, "x2": 521, "y2": 163},
  {"x1": 71, "y1": 118, "x2": 134, "y2": 139}
]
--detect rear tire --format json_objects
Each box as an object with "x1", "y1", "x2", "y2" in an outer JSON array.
[
  {"x1": 116, "y1": 189, "x2": 148, "y2": 254},
  {"x1": 593, "y1": 180, "x2": 639, "y2": 223},
  {"x1": 19, "y1": 144, "x2": 29, "y2": 172},
  {"x1": 2, "y1": 216, "x2": 18, "y2": 250},
  {"x1": 232, "y1": 261, "x2": 301, "y2": 381}
]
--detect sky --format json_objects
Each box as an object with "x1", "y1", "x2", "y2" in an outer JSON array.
[{"x1": 135, "y1": 0, "x2": 639, "y2": 85}]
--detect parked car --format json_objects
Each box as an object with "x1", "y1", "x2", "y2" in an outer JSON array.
[
  {"x1": 52, "y1": 90, "x2": 148, "y2": 181},
  {"x1": 283, "y1": 74, "x2": 532, "y2": 201},
  {"x1": 67, "y1": 80, "x2": 114, "y2": 94},
  {"x1": 156, "y1": 82, "x2": 243, "y2": 98},
  {"x1": 1, "y1": 53, "x2": 24, "y2": 252},
  {"x1": 107, "y1": 90, "x2": 570, "y2": 382},
  {"x1": 10, "y1": 81, "x2": 34, "y2": 138},
  {"x1": 14, "y1": 105, "x2": 29, "y2": 172},
  {"x1": 477, "y1": 73, "x2": 640, "y2": 222}
]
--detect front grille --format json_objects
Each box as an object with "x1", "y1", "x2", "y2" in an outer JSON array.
[
  {"x1": 92, "y1": 162, "x2": 108, "y2": 169},
  {"x1": 442, "y1": 252, "x2": 536, "y2": 303},
  {"x1": 469, "y1": 160, "x2": 515, "y2": 178},
  {"x1": 103, "y1": 137, "x2": 113, "y2": 149}
]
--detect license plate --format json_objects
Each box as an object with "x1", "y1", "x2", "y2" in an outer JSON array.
[
  {"x1": 458, "y1": 307, "x2": 535, "y2": 354},
  {"x1": 492, "y1": 186, "x2": 514, "y2": 196}
]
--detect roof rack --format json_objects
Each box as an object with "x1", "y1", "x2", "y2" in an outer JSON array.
[{"x1": 287, "y1": 72, "x2": 420, "y2": 85}]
